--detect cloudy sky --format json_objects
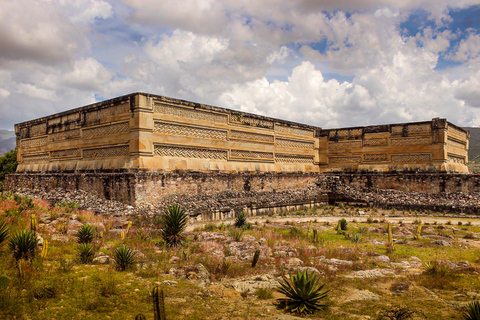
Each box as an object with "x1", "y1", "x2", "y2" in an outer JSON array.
[{"x1": 1, "y1": 0, "x2": 480, "y2": 130}]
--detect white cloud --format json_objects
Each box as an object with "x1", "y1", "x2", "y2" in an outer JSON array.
[
  {"x1": 450, "y1": 33, "x2": 480, "y2": 62},
  {"x1": 63, "y1": 58, "x2": 115, "y2": 91}
]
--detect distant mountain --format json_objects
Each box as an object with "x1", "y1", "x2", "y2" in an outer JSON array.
[
  {"x1": 0, "y1": 130, "x2": 15, "y2": 156},
  {"x1": 464, "y1": 127, "x2": 480, "y2": 163}
]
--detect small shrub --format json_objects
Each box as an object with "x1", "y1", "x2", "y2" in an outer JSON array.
[
  {"x1": 358, "y1": 226, "x2": 368, "y2": 234},
  {"x1": 458, "y1": 221, "x2": 463, "y2": 226},
  {"x1": 256, "y1": 288, "x2": 273, "y2": 299},
  {"x1": 160, "y1": 204, "x2": 188, "y2": 247},
  {"x1": 424, "y1": 261, "x2": 453, "y2": 277},
  {"x1": 466, "y1": 221, "x2": 472, "y2": 226},
  {"x1": 204, "y1": 222, "x2": 217, "y2": 232},
  {"x1": 57, "y1": 258, "x2": 74, "y2": 273},
  {"x1": 99, "y1": 277, "x2": 118, "y2": 297},
  {"x1": 77, "y1": 224, "x2": 94, "y2": 244},
  {"x1": 379, "y1": 305, "x2": 419, "y2": 320},
  {"x1": 55, "y1": 201, "x2": 79, "y2": 209},
  {"x1": 277, "y1": 270, "x2": 329, "y2": 315},
  {"x1": 290, "y1": 226, "x2": 303, "y2": 237},
  {"x1": 366, "y1": 216, "x2": 373, "y2": 223},
  {"x1": 464, "y1": 233, "x2": 476, "y2": 240},
  {"x1": 0, "y1": 219, "x2": 9, "y2": 246},
  {"x1": 339, "y1": 218, "x2": 348, "y2": 230},
  {"x1": 235, "y1": 211, "x2": 247, "y2": 228},
  {"x1": 113, "y1": 245, "x2": 136, "y2": 271},
  {"x1": 229, "y1": 228, "x2": 244, "y2": 242},
  {"x1": 446, "y1": 221, "x2": 452, "y2": 225},
  {"x1": 78, "y1": 243, "x2": 95, "y2": 264},
  {"x1": 8, "y1": 230, "x2": 37, "y2": 261},
  {"x1": 33, "y1": 283, "x2": 57, "y2": 299},
  {"x1": 352, "y1": 233, "x2": 360, "y2": 243},
  {"x1": 463, "y1": 301, "x2": 480, "y2": 320}
]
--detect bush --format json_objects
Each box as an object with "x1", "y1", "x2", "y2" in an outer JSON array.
[
  {"x1": 55, "y1": 201, "x2": 79, "y2": 209},
  {"x1": 8, "y1": 230, "x2": 37, "y2": 261},
  {"x1": 339, "y1": 218, "x2": 348, "y2": 231},
  {"x1": 234, "y1": 211, "x2": 247, "y2": 228},
  {"x1": 113, "y1": 245, "x2": 136, "y2": 271},
  {"x1": 0, "y1": 219, "x2": 9, "y2": 246},
  {"x1": 463, "y1": 301, "x2": 480, "y2": 320},
  {"x1": 160, "y1": 204, "x2": 188, "y2": 247},
  {"x1": 379, "y1": 305, "x2": 419, "y2": 320},
  {"x1": 277, "y1": 270, "x2": 329, "y2": 315},
  {"x1": 77, "y1": 224, "x2": 94, "y2": 244},
  {"x1": 77, "y1": 243, "x2": 95, "y2": 264},
  {"x1": 255, "y1": 288, "x2": 273, "y2": 299},
  {"x1": 229, "y1": 228, "x2": 244, "y2": 242},
  {"x1": 0, "y1": 149, "x2": 18, "y2": 190}
]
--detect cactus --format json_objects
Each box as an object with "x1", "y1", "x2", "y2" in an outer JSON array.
[
  {"x1": 307, "y1": 220, "x2": 312, "y2": 238},
  {"x1": 252, "y1": 249, "x2": 261, "y2": 268},
  {"x1": 135, "y1": 314, "x2": 147, "y2": 320},
  {"x1": 121, "y1": 231, "x2": 125, "y2": 240},
  {"x1": 41, "y1": 240, "x2": 48, "y2": 259},
  {"x1": 387, "y1": 222, "x2": 395, "y2": 252},
  {"x1": 17, "y1": 258, "x2": 26, "y2": 281},
  {"x1": 30, "y1": 213, "x2": 37, "y2": 235},
  {"x1": 313, "y1": 229, "x2": 318, "y2": 242},
  {"x1": 414, "y1": 222, "x2": 422, "y2": 240},
  {"x1": 0, "y1": 275, "x2": 10, "y2": 291},
  {"x1": 127, "y1": 221, "x2": 133, "y2": 235},
  {"x1": 153, "y1": 286, "x2": 166, "y2": 320},
  {"x1": 336, "y1": 221, "x2": 342, "y2": 234}
]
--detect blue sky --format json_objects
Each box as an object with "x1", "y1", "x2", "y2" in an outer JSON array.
[{"x1": 0, "y1": 0, "x2": 480, "y2": 130}]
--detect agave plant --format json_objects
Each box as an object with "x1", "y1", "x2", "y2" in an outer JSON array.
[
  {"x1": 234, "y1": 211, "x2": 247, "y2": 228},
  {"x1": 277, "y1": 270, "x2": 329, "y2": 315},
  {"x1": 113, "y1": 244, "x2": 136, "y2": 271},
  {"x1": 160, "y1": 204, "x2": 188, "y2": 247},
  {"x1": 77, "y1": 243, "x2": 95, "y2": 264},
  {"x1": 8, "y1": 229, "x2": 37, "y2": 261},
  {"x1": 0, "y1": 219, "x2": 9, "y2": 246},
  {"x1": 463, "y1": 301, "x2": 480, "y2": 320},
  {"x1": 77, "y1": 224, "x2": 94, "y2": 244}
]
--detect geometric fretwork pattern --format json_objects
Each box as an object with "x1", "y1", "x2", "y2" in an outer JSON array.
[
  {"x1": 30, "y1": 123, "x2": 47, "y2": 137},
  {"x1": 392, "y1": 123, "x2": 431, "y2": 134},
  {"x1": 276, "y1": 124, "x2": 313, "y2": 137},
  {"x1": 329, "y1": 156, "x2": 362, "y2": 164},
  {"x1": 447, "y1": 126, "x2": 467, "y2": 140},
  {"x1": 230, "y1": 130, "x2": 274, "y2": 143},
  {"x1": 22, "y1": 153, "x2": 49, "y2": 162},
  {"x1": 230, "y1": 114, "x2": 274, "y2": 129},
  {"x1": 21, "y1": 136, "x2": 47, "y2": 148},
  {"x1": 83, "y1": 145, "x2": 129, "y2": 158},
  {"x1": 154, "y1": 121, "x2": 227, "y2": 140},
  {"x1": 391, "y1": 153, "x2": 431, "y2": 163},
  {"x1": 363, "y1": 138, "x2": 388, "y2": 146},
  {"x1": 83, "y1": 122, "x2": 130, "y2": 139},
  {"x1": 363, "y1": 154, "x2": 388, "y2": 161},
  {"x1": 328, "y1": 140, "x2": 362, "y2": 150},
  {"x1": 230, "y1": 150, "x2": 273, "y2": 159},
  {"x1": 275, "y1": 154, "x2": 314, "y2": 163},
  {"x1": 447, "y1": 138, "x2": 466, "y2": 150},
  {"x1": 51, "y1": 148, "x2": 80, "y2": 158},
  {"x1": 154, "y1": 144, "x2": 228, "y2": 160},
  {"x1": 391, "y1": 137, "x2": 431, "y2": 146},
  {"x1": 448, "y1": 154, "x2": 466, "y2": 164},
  {"x1": 276, "y1": 138, "x2": 315, "y2": 149},
  {"x1": 155, "y1": 103, "x2": 228, "y2": 123},
  {"x1": 49, "y1": 129, "x2": 80, "y2": 141},
  {"x1": 85, "y1": 104, "x2": 129, "y2": 124}
]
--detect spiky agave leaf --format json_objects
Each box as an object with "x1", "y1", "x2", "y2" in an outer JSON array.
[
  {"x1": 160, "y1": 204, "x2": 188, "y2": 247},
  {"x1": 8, "y1": 229, "x2": 37, "y2": 261},
  {"x1": 77, "y1": 224, "x2": 94, "y2": 244},
  {"x1": 277, "y1": 270, "x2": 329, "y2": 315},
  {"x1": 463, "y1": 301, "x2": 480, "y2": 320},
  {"x1": 234, "y1": 211, "x2": 247, "y2": 228},
  {"x1": 0, "y1": 219, "x2": 9, "y2": 246},
  {"x1": 77, "y1": 243, "x2": 95, "y2": 264},
  {"x1": 113, "y1": 244, "x2": 136, "y2": 271}
]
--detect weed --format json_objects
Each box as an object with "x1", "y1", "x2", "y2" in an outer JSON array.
[
  {"x1": 463, "y1": 301, "x2": 480, "y2": 320},
  {"x1": 0, "y1": 219, "x2": 9, "y2": 246},
  {"x1": 8, "y1": 229, "x2": 37, "y2": 261},
  {"x1": 379, "y1": 305, "x2": 420, "y2": 319},
  {"x1": 255, "y1": 288, "x2": 273, "y2": 299},
  {"x1": 229, "y1": 228, "x2": 244, "y2": 241},
  {"x1": 113, "y1": 244, "x2": 136, "y2": 271},
  {"x1": 55, "y1": 201, "x2": 79, "y2": 209},
  {"x1": 77, "y1": 223, "x2": 94, "y2": 244},
  {"x1": 77, "y1": 243, "x2": 95, "y2": 264},
  {"x1": 235, "y1": 211, "x2": 247, "y2": 228}
]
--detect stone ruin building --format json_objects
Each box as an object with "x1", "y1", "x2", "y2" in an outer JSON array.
[{"x1": 5, "y1": 92, "x2": 474, "y2": 217}]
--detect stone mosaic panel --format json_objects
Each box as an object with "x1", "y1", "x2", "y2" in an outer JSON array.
[
  {"x1": 154, "y1": 144, "x2": 228, "y2": 160},
  {"x1": 154, "y1": 121, "x2": 227, "y2": 140},
  {"x1": 30, "y1": 123, "x2": 47, "y2": 137},
  {"x1": 21, "y1": 136, "x2": 47, "y2": 148},
  {"x1": 275, "y1": 138, "x2": 314, "y2": 149},
  {"x1": 392, "y1": 123, "x2": 431, "y2": 134},
  {"x1": 328, "y1": 140, "x2": 362, "y2": 150},
  {"x1": 275, "y1": 154, "x2": 314, "y2": 163},
  {"x1": 49, "y1": 129, "x2": 80, "y2": 141},
  {"x1": 329, "y1": 156, "x2": 362, "y2": 164},
  {"x1": 51, "y1": 148, "x2": 80, "y2": 159},
  {"x1": 391, "y1": 137, "x2": 431, "y2": 146},
  {"x1": 448, "y1": 154, "x2": 466, "y2": 164},
  {"x1": 230, "y1": 130, "x2": 274, "y2": 143},
  {"x1": 155, "y1": 103, "x2": 228, "y2": 123},
  {"x1": 276, "y1": 125, "x2": 313, "y2": 137},
  {"x1": 22, "y1": 153, "x2": 49, "y2": 162},
  {"x1": 363, "y1": 154, "x2": 388, "y2": 162},
  {"x1": 448, "y1": 126, "x2": 467, "y2": 139},
  {"x1": 447, "y1": 138, "x2": 466, "y2": 150},
  {"x1": 230, "y1": 114, "x2": 274, "y2": 129},
  {"x1": 230, "y1": 150, "x2": 273, "y2": 159},
  {"x1": 83, "y1": 145, "x2": 129, "y2": 158},
  {"x1": 363, "y1": 138, "x2": 388, "y2": 146},
  {"x1": 391, "y1": 153, "x2": 431, "y2": 163},
  {"x1": 85, "y1": 104, "x2": 129, "y2": 123},
  {"x1": 83, "y1": 122, "x2": 129, "y2": 139}
]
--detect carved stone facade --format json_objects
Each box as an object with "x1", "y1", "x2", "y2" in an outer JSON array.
[{"x1": 14, "y1": 92, "x2": 469, "y2": 174}]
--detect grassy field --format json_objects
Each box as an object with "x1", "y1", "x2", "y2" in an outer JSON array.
[{"x1": 1, "y1": 194, "x2": 480, "y2": 319}]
